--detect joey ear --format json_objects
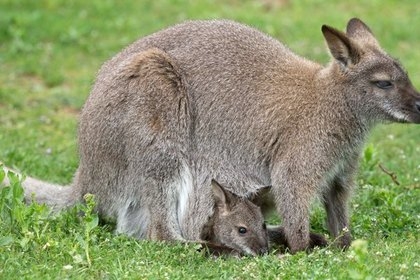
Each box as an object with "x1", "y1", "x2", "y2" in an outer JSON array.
[
  {"x1": 322, "y1": 24, "x2": 361, "y2": 67},
  {"x1": 346, "y1": 18, "x2": 379, "y2": 47},
  {"x1": 211, "y1": 180, "x2": 232, "y2": 212}
]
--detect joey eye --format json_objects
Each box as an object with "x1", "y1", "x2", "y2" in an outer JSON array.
[
  {"x1": 375, "y1": 80, "x2": 393, "y2": 89},
  {"x1": 238, "y1": 227, "x2": 247, "y2": 235},
  {"x1": 262, "y1": 223, "x2": 267, "y2": 230}
]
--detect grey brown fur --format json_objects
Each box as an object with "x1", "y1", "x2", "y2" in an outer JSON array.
[{"x1": 12, "y1": 18, "x2": 420, "y2": 253}]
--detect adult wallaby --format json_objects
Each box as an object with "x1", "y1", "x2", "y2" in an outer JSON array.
[{"x1": 18, "y1": 18, "x2": 420, "y2": 253}]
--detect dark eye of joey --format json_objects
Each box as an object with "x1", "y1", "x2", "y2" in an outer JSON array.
[
  {"x1": 375, "y1": 80, "x2": 393, "y2": 89},
  {"x1": 262, "y1": 223, "x2": 267, "y2": 230},
  {"x1": 238, "y1": 227, "x2": 247, "y2": 235}
]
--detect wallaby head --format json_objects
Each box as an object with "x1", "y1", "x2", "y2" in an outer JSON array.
[
  {"x1": 322, "y1": 18, "x2": 420, "y2": 124},
  {"x1": 201, "y1": 180, "x2": 268, "y2": 256}
]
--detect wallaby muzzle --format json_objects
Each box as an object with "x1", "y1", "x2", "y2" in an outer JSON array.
[
  {"x1": 415, "y1": 100, "x2": 420, "y2": 114},
  {"x1": 409, "y1": 95, "x2": 420, "y2": 123}
]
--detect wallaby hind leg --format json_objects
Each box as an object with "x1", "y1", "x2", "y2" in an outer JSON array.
[
  {"x1": 115, "y1": 199, "x2": 150, "y2": 239},
  {"x1": 323, "y1": 177, "x2": 352, "y2": 249},
  {"x1": 147, "y1": 183, "x2": 185, "y2": 242},
  {"x1": 111, "y1": 48, "x2": 190, "y2": 242},
  {"x1": 114, "y1": 176, "x2": 185, "y2": 241},
  {"x1": 147, "y1": 219, "x2": 177, "y2": 241}
]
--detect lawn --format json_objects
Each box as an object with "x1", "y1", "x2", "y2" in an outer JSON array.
[{"x1": 0, "y1": 0, "x2": 419, "y2": 279}]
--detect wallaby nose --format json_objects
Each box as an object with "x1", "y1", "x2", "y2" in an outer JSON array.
[
  {"x1": 415, "y1": 100, "x2": 420, "y2": 112},
  {"x1": 260, "y1": 246, "x2": 269, "y2": 255},
  {"x1": 258, "y1": 241, "x2": 269, "y2": 255}
]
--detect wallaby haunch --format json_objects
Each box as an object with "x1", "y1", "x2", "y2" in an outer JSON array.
[
  {"x1": 1, "y1": 168, "x2": 268, "y2": 256},
  {"x1": 17, "y1": 18, "x2": 420, "y2": 253}
]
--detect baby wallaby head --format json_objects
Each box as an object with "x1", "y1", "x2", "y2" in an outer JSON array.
[{"x1": 205, "y1": 179, "x2": 269, "y2": 256}]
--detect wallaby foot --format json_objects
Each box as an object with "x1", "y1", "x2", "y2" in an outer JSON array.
[
  {"x1": 309, "y1": 232, "x2": 329, "y2": 248},
  {"x1": 268, "y1": 225, "x2": 328, "y2": 252},
  {"x1": 333, "y1": 230, "x2": 352, "y2": 250},
  {"x1": 146, "y1": 221, "x2": 180, "y2": 241}
]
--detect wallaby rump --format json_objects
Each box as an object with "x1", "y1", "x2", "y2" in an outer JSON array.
[{"x1": 17, "y1": 18, "x2": 420, "y2": 253}]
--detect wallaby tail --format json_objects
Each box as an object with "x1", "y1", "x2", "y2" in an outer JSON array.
[
  {"x1": 23, "y1": 177, "x2": 78, "y2": 211},
  {"x1": 1, "y1": 165, "x2": 79, "y2": 211}
]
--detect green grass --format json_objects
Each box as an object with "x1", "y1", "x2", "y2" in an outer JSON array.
[{"x1": 1, "y1": 0, "x2": 419, "y2": 279}]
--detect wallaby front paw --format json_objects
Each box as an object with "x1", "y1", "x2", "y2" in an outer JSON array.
[
  {"x1": 268, "y1": 225, "x2": 328, "y2": 252},
  {"x1": 309, "y1": 232, "x2": 328, "y2": 248},
  {"x1": 334, "y1": 231, "x2": 352, "y2": 250},
  {"x1": 198, "y1": 242, "x2": 242, "y2": 258}
]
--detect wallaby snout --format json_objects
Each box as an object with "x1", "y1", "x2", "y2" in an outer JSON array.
[
  {"x1": 380, "y1": 78, "x2": 420, "y2": 124},
  {"x1": 410, "y1": 95, "x2": 420, "y2": 123},
  {"x1": 383, "y1": 81, "x2": 420, "y2": 123},
  {"x1": 416, "y1": 100, "x2": 420, "y2": 114},
  {"x1": 405, "y1": 92, "x2": 420, "y2": 123},
  {"x1": 378, "y1": 81, "x2": 420, "y2": 124}
]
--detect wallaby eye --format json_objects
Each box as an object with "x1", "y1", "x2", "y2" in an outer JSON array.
[
  {"x1": 375, "y1": 80, "x2": 393, "y2": 89},
  {"x1": 262, "y1": 223, "x2": 267, "y2": 230},
  {"x1": 238, "y1": 227, "x2": 247, "y2": 235}
]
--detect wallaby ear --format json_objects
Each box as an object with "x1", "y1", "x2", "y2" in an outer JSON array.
[
  {"x1": 211, "y1": 180, "x2": 232, "y2": 212},
  {"x1": 322, "y1": 24, "x2": 361, "y2": 67},
  {"x1": 346, "y1": 18, "x2": 379, "y2": 47}
]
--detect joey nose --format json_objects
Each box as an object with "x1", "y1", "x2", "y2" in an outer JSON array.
[
  {"x1": 260, "y1": 246, "x2": 269, "y2": 255},
  {"x1": 258, "y1": 242, "x2": 269, "y2": 255}
]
